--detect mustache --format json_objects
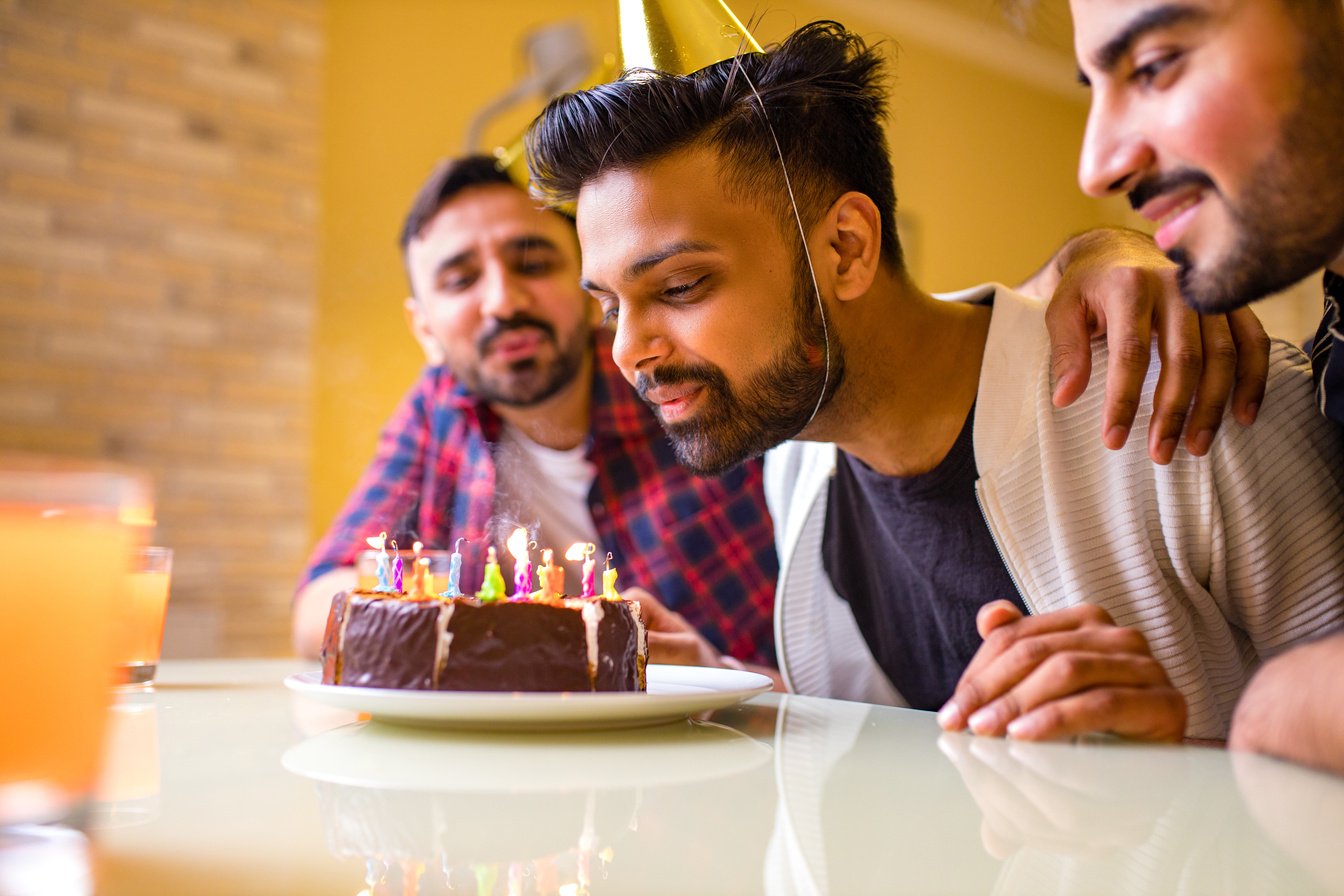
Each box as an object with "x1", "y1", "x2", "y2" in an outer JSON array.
[
  {"x1": 477, "y1": 314, "x2": 556, "y2": 354},
  {"x1": 1128, "y1": 169, "x2": 1217, "y2": 213},
  {"x1": 634, "y1": 363, "x2": 727, "y2": 405}
]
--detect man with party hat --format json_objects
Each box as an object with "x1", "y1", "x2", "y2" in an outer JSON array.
[{"x1": 525, "y1": 15, "x2": 1344, "y2": 741}]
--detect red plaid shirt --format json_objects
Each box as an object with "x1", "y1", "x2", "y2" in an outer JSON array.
[{"x1": 298, "y1": 331, "x2": 778, "y2": 664}]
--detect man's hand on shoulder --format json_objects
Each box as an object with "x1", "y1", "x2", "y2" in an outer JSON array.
[
  {"x1": 937, "y1": 600, "x2": 1186, "y2": 742},
  {"x1": 1027, "y1": 227, "x2": 1269, "y2": 465}
]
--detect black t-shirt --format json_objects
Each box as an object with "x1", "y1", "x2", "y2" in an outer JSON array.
[
  {"x1": 1311, "y1": 269, "x2": 1344, "y2": 427},
  {"x1": 821, "y1": 405, "x2": 1028, "y2": 710}
]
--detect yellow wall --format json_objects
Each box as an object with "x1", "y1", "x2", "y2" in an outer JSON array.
[{"x1": 313, "y1": 2, "x2": 1124, "y2": 545}]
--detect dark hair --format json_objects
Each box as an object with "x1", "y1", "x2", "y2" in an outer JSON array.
[
  {"x1": 525, "y1": 21, "x2": 903, "y2": 270},
  {"x1": 398, "y1": 154, "x2": 517, "y2": 251}
]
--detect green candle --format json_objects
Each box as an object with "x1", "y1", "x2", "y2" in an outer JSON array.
[{"x1": 476, "y1": 545, "x2": 506, "y2": 602}]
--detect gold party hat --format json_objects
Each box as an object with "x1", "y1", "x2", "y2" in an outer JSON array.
[
  {"x1": 492, "y1": 53, "x2": 619, "y2": 195},
  {"x1": 618, "y1": 0, "x2": 762, "y2": 75}
]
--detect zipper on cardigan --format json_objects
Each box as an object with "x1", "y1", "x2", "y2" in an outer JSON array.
[{"x1": 973, "y1": 481, "x2": 1035, "y2": 616}]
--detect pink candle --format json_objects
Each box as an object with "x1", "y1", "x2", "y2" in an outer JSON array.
[{"x1": 566, "y1": 542, "x2": 597, "y2": 598}]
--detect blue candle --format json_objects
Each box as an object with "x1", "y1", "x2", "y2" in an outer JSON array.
[{"x1": 444, "y1": 537, "x2": 464, "y2": 597}]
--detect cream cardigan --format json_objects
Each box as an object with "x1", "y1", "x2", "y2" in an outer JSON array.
[{"x1": 765, "y1": 284, "x2": 1344, "y2": 738}]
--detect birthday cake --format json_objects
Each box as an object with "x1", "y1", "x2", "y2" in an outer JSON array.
[{"x1": 320, "y1": 534, "x2": 647, "y2": 693}]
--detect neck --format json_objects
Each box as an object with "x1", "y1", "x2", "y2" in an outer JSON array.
[
  {"x1": 810, "y1": 270, "x2": 991, "y2": 478},
  {"x1": 490, "y1": 350, "x2": 594, "y2": 451}
]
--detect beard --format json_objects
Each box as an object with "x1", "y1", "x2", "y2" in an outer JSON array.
[
  {"x1": 1139, "y1": 26, "x2": 1344, "y2": 312},
  {"x1": 457, "y1": 313, "x2": 590, "y2": 407},
  {"x1": 634, "y1": 260, "x2": 843, "y2": 477}
]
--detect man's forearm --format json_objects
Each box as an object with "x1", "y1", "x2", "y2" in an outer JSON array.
[
  {"x1": 291, "y1": 567, "x2": 358, "y2": 659},
  {"x1": 1231, "y1": 632, "x2": 1344, "y2": 776}
]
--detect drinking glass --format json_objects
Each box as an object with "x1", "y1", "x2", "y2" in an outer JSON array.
[
  {"x1": 112, "y1": 547, "x2": 173, "y2": 687},
  {"x1": 0, "y1": 456, "x2": 151, "y2": 831}
]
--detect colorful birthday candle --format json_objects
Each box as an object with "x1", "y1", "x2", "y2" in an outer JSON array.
[
  {"x1": 391, "y1": 540, "x2": 404, "y2": 592},
  {"x1": 506, "y1": 527, "x2": 532, "y2": 599},
  {"x1": 443, "y1": 537, "x2": 464, "y2": 598},
  {"x1": 476, "y1": 546, "x2": 505, "y2": 602},
  {"x1": 538, "y1": 548, "x2": 564, "y2": 600},
  {"x1": 602, "y1": 552, "x2": 619, "y2": 600},
  {"x1": 567, "y1": 542, "x2": 597, "y2": 598},
  {"x1": 367, "y1": 532, "x2": 392, "y2": 591}
]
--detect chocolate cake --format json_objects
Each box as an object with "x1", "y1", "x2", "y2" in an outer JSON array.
[{"x1": 320, "y1": 591, "x2": 648, "y2": 692}]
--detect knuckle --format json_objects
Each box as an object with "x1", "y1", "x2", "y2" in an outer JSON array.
[
  {"x1": 1204, "y1": 338, "x2": 1239, "y2": 368},
  {"x1": 1169, "y1": 346, "x2": 1204, "y2": 373},
  {"x1": 1112, "y1": 626, "x2": 1150, "y2": 654},
  {"x1": 1078, "y1": 603, "x2": 1113, "y2": 626},
  {"x1": 1043, "y1": 651, "x2": 1085, "y2": 686},
  {"x1": 1008, "y1": 636, "x2": 1054, "y2": 671},
  {"x1": 1114, "y1": 336, "x2": 1153, "y2": 368}
]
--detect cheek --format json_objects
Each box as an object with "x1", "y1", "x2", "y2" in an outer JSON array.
[{"x1": 1157, "y1": 64, "x2": 1289, "y2": 188}]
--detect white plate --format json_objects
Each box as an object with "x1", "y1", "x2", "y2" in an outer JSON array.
[
  {"x1": 284, "y1": 664, "x2": 773, "y2": 732},
  {"x1": 282, "y1": 716, "x2": 772, "y2": 791}
]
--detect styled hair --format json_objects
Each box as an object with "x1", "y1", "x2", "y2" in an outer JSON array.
[
  {"x1": 525, "y1": 21, "x2": 903, "y2": 270},
  {"x1": 398, "y1": 154, "x2": 517, "y2": 251}
]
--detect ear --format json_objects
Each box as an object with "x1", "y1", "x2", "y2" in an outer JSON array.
[
  {"x1": 825, "y1": 192, "x2": 882, "y2": 302},
  {"x1": 403, "y1": 296, "x2": 445, "y2": 365}
]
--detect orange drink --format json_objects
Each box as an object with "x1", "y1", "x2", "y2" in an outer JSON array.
[
  {"x1": 112, "y1": 547, "x2": 172, "y2": 686},
  {"x1": 0, "y1": 458, "x2": 150, "y2": 827}
]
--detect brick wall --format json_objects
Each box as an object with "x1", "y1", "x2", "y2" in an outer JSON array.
[{"x1": 0, "y1": 0, "x2": 323, "y2": 657}]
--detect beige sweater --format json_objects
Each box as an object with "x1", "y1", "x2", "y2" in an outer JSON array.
[{"x1": 765, "y1": 284, "x2": 1344, "y2": 739}]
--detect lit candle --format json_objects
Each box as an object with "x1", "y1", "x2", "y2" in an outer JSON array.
[
  {"x1": 443, "y1": 537, "x2": 464, "y2": 598},
  {"x1": 476, "y1": 546, "x2": 505, "y2": 602},
  {"x1": 538, "y1": 548, "x2": 564, "y2": 600},
  {"x1": 391, "y1": 540, "x2": 404, "y2": 592},
  {"x1": 602, "y1": 552, "x2": 619, "y2": 601},
  {"x1": 506, "y1": 527, "x2": 532, "y2": 600},
  {"x1": 567, "y1": 542, "x2": 597, "y2": 598},
  {"x1": 366, "y1": 531, "x2": 391, "y2": 591},
  {"x1": 409, "y1": 541, "x2": 425, "y2": 598}
]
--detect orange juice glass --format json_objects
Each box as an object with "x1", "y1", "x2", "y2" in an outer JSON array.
[
  {"x1": 113, "y1": 547, "x2": 172, "y2": 687},
  {"x1": 0, "y1": 457, "x2": 151, "y2": 828}
]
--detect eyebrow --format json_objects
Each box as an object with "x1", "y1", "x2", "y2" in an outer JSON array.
[
  {"x1": 579, "y1": 239, "x2": 718, "y2": 293},
  {"x1": 434, "y1": 234, "x2": 561, "y2": 276},
  {"x1": 1081, "y1": 3, "x2": 1211, "y2": 82}
]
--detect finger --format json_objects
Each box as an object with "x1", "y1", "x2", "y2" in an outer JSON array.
[
  {"x1": 975, "y1": 599, "x2": 1024, "y2": 639},
  {"x1": 1227, "y1": 306, "x2": 1270, "y2": 426},
  {"x1": 959, "y1": 603, "x2": 1118, "y2": 689},
  {"x1": 1146, "y1": 293, "x2": 1201, "y2": 464},
  {"x1": 966, "y1": 647, "x2": 1168, "y2": 736},
  {"x1": 1005, "y1": 685, "x2": 1187, "y2": 742},
  {"x1": 1100, "y1": 289, "x2": 1155, "y2": 451},
  {"x1": 1182, "y1": 313, "x2": 1236, "y2": 456},
  {"x1": 1045, "y1": 294, "x2": 1097, "y2": 409}
]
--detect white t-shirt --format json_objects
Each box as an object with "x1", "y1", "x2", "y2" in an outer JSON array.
[{"x1": 493, "y1": 422, "x2": 601, "y2": 589}]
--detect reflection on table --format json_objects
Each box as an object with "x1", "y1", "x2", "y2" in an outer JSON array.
[
  {"x1": 283, "y1": 719, "x2": 771, "y2": 894},
  {"x1": 84, "y1": 661, "x2": 1344, "y2": 895}
]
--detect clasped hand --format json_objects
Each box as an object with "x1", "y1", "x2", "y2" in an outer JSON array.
[{"x1": 938, "y1": 600, "x2": 1186, "y2": 742}]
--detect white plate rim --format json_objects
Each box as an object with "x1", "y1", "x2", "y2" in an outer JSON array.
[{"x1": 284, "y1": 664, "x2": 773, "y2": 731}]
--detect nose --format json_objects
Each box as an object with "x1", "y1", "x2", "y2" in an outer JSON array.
[
  {"x1": 477, "y1": 260, "x2": 531, "y2": 320},
  {"x1": 1078, "y1": 95, "x2": 1154, "y2": 198},
  {"x1": 609, "y1": 305, "x2": 666, "y2": 382}
]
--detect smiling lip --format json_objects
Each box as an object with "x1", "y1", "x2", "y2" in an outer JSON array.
[
  {"x1": 1137, "y1": 187, "x2": 1207, "y2": 252},
  {"x1": 644, "y1": 384, "x2": 703, "y2": 423}
]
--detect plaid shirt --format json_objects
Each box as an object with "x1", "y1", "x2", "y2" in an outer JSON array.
[{"x1": 298, "y1": 330, "x2": 779, "y2": 665}]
